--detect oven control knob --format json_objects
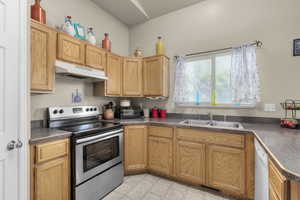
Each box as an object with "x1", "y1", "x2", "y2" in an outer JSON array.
[
  {"x1": 53, "y1": 109, "x2": 58, "y2": 114},
  {"x1": 59, "y1": 109, "x2": 64, "y2": 114},
  {"x1": 86, "y1": 108, "x2": 89, "y2": 112},
  {"x1": 93, "y1": 108, "x2": 97, "y2": 111}
]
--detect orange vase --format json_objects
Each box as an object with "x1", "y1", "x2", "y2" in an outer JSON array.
[
  {"x1": 31, "y1": 0, "x2": 46, "y2": 24},
  {"x1": 102, "y1": 33, "x2": 111, "y2": 52}
]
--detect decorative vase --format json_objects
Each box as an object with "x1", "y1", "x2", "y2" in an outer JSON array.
[
  {"x1": 156, "y1": 36, "x2": 165, "y2": 56},
  {"x1": 134, "y1": 48, "x2": 143, "y2": 57},
  {"x1": 31, "y1": 0, "x2": 46, "y2": 24},
  {"x1": 87, "y1": 27, "x2": 96, "y2": 45},
  {"x1": 102, "y1": 33, "x2": 111, "y2": 52},
  {"x1": 63, "y1": 16, "x2": 76, "y2": 37}
]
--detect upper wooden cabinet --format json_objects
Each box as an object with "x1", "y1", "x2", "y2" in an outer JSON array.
[
  {"x1": 143, "y1": 56, "x2": 169, "y2": 97},
  {"x1": 207, "y1": 145, "x2": 245, "y2": 195},
  {"x1": 57, "y1": 33, "x2": 85, "y2": 65},
  {"x1": 175, "y1": 140, "x2": 206, "y2": 185},
  {"x1": 31, "y1": 21, "x2": 57, "y2": 93},
  {"x1": 124, "y1": 126, "x2": 147, "y2": 174},
  {"x1": 105, "y1": 53, "x2": 123, "y2": 96},
  {"x1": 85, "y1": 44, "x2": 107, "y2": 70},
  {"x1": 122, "y1": 57, "x2": 143, "y2": 97}
]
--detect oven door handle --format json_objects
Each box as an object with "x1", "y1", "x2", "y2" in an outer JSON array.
[{"x1": 76, "y1": 129, "x2": 123, "y2": 144}]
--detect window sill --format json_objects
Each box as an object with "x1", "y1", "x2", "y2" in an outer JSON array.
[{"x1": 175, "y1": 103, "x2": 256, "y2": 109}]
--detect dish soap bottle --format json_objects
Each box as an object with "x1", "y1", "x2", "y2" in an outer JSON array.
[{"x1": 156, "y1": 36, "x2": 165, "y2": 56}]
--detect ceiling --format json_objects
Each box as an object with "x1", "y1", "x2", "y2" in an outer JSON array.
[{"x1": 92, "y1": 0, "x2": 205, "y2": 26}]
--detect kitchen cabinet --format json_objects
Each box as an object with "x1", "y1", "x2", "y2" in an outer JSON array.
[
  {"x1": 207, "y1": 145, "x2": 245, "y2": 195},
  {"x1": 148, "y1": 136, "x2": 173, "y2": 176},
  {"x1": 104, "y1": 53, "x2": 123, "y2": 96},
  {"x1": 269, "y1": 159, "x2": 288, "y2": 200},
  {"x1": 122, "y1": 57, "x2": 143, "y2": 97},
  {"x1": 31, "y1": 20, "x2": 57, "y2": 93},
  {"x1": 85, "y1": 44, "x2": 107, "y2": 70},
  {"x1": 175, "y1": 140, "x2": 206, "y2": 185},
  {"x1": 31, "y1": 139, "x2": 70, "y2": 200},
  {"x1": 290, "y1": 181, "x2": 300, "y2": 200},
  {"x1": 124, "y1": 126, "x2": 147, "y2": 174},
  {"x1": 57, "y1": 33, "x2": 85, "y2": 65},
  {"x1": 143, "y1": 56, "x2": 169, "y2": 97}
]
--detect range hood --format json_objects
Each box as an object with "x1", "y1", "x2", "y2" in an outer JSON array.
[{"x1": 55, "y1": 60, "x2": 108, "y2": 81}]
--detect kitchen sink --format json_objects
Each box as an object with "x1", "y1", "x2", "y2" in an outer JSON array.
[{"x1": 180, "y1": 119, "x2": 244, "y2": 130}]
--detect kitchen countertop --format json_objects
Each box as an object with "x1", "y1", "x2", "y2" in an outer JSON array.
[
  {"x1": 30, "y1": 117, "x2": 300, "y2": 182},
  {"x1": 30, "y1": 128, "x2": 72, "y2": 144}
]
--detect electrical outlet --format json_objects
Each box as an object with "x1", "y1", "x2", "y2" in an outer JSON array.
[{"x1": 264, "y1": 104, "x2": 276, "y2": 112}]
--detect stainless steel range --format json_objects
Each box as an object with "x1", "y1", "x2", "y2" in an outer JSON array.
[{"x1": 48, "y1": 106, "x2": 124, "y2": 200}]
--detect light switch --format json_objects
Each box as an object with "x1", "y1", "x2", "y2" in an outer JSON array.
[{"x1": 264, "y1": 104, "x2": 276, "y2": 112}]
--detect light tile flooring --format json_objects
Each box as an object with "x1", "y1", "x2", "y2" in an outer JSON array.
[{"x1": 103, "y1": 174, "x2": 233, "y2": 200}]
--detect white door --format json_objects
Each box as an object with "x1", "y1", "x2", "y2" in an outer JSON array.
[{"x1": 0, "y1": 0, "x2": 27, "y2": 200}]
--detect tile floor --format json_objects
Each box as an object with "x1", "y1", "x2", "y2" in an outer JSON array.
[{"x1": 103, "y1": 174, "x2": 233, "y2": 200}]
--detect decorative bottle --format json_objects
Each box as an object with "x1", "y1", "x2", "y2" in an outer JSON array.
[
  {"x1": 63, "y1": 16, "x2": 76, "y2": 37},
  {"x1": 31, "y1": 0, "x2": 46, "y2": 24},
  {"x1": 102, "y1": 33, "x2": 111, "y2": 52},
  {"x1": 87, "y1": 27, "x2": 96, "y2": 45},
  {"x1": 156, "y1": 36, "x2": 165, "y2": 56}
]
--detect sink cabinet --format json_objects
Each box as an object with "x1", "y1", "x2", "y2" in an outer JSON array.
[
  {"x1": 207, "y1": 145, "x2": 245, "y2": 195},
  {"x1": 175, "y1": 140, "x2": 206, "y2": 185}
]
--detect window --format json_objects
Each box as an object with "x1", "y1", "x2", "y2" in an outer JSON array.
[{"x1": 175, "y1": 51, "x2": 254, "y2": 107}]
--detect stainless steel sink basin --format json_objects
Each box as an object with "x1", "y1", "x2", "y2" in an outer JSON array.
[{"x1": 180, "y1": 119, "x2": 244, "y2": 130}]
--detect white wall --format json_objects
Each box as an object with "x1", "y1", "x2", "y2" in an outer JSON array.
[
  {"x1": 130, "y1": 0, "x2": 300, "y2": 118},
  {"x1": 31, "y1": 0, "x2": 129, "y2": 120}
]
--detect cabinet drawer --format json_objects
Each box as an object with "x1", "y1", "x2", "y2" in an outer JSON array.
[
  {"x1": 176, "y1": 128, "x2": 244, "y2": 148},
  {"x1": 35, "y1": 139, "x2": 69, "y2": 163},
  {"x1": 148, "y1": 126, "x2": 173, "y2": 139},
  {"x1": 269, "y1": 159, "x2": 287, "y2": 200}
]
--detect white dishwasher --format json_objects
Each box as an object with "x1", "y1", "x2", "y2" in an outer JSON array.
[{"x1": 255, "y1": 138, "x2": 269, "y2": 200}]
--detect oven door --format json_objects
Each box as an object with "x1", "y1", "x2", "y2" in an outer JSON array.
[{"x1": 75, "y1": 129, "x2": 123, "y2": 185}]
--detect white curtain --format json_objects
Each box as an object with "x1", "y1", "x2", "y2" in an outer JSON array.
[
  {"x1": 173, "y1": 56, "x2": 188, "y2": 103},
  {"x1": 230, "y1": 45, "x2": 260, "y2": 104}
]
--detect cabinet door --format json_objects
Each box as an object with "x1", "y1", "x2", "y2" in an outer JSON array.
[
  {"x1": 148, "y1": 136, "x2": 173, "y2": 176},
  {"x1": 175, "y1": 140, "x2": 206, "y2": 185},
  {"x1": 207, "y1": 145, "x2": 245, "y2": 195},
  {"x1": 124, "y1": 126, "x2": 147, "y2": 173},
  {"x1": 35, "y1": 157, "x2": 69, "y2": 200},
  {"x1": 85, "y1": 44, "x2": 106, "y2": 70},
  {"x1": 270, "y1": 185, "x2": 280, "y2": 200},
  {"x1": 106, "y1": 53, "x2": 122, "y2": 96},
  {"x1": 31, "y1": 21, "x2": 56, "y2": 92},
  {"x1": 269, "y1": 159, "x2": 288, "y2": 200},
  {"x1": 143, "y1": 56, "x2": 169, "y2": 97},
  {"x1": 122, "y1": 58, "x2": 143, "y2": 97},
  {"x1": 57, "y1": 33, "x2": 85, "y2": 64}
]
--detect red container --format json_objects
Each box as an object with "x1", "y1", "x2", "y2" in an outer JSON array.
[
  {"x1": 102, "y1": 33, "x2": 111, "y2": 52},
  {"x1": 159, "y1": 109, "x2": 167, "y2": 118},
  {"x1": 151, "y1": 108, "x2": 159, "y2": 118},
  {"x1": 31, "y1": 0, "x2": 46, "y2": 24}
]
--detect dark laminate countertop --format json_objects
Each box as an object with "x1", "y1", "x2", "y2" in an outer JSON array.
[
  {"x1": 105, "y1": 118, "x2": 300, "y2": 182},
  {"x1": 30, "y1": 128, "x2": 72, "y2": 144},
  {"x1": 30, "y1": 117, "x2": 300, "y2": 182}
]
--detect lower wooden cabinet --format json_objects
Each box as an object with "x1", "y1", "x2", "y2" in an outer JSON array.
[
  {"x1": 35, "y1": 157, "x2": 69, "y2": 200},
  {"x1": 175, "y1": 140, "x2": 206, "y2": 185},
  {"x1": 124, "y1": 126, "x2": 147, "y2": 174},
  {"x1": 148, "y1": 136, "x2": 173, "y2": 176},
  {"x1": 269, "y1": 159, "x2": 288, "y2": 200},
  {"x1": 207, "y1": 145, "x2": 245, "y2": 195},
  {"x1": 31, "y1": 139, "x2": 70, "y2": 200}
]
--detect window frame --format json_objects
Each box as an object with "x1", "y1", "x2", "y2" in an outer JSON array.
[{"x1": 175, "y1": 51, "x2": 256, "y2": 109}]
